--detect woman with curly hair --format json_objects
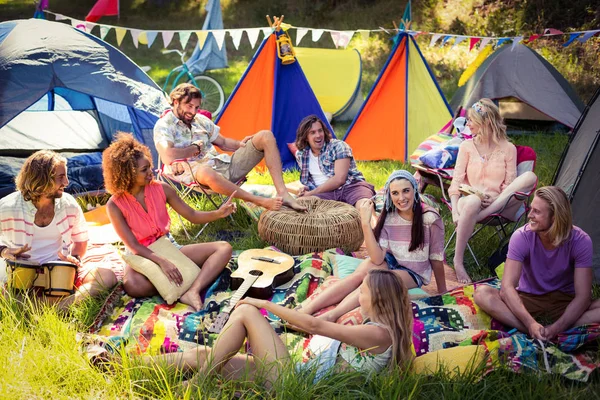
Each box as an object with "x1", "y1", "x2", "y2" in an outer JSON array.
[{"x1": 102, "y1": 133, "x2": 235, "y2": 311}]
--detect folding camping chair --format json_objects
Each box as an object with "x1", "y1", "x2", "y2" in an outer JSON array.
[
  {"x1": 439, "y1": 145, "x2": 538, "y2": 267},
  {"x1": 156, "y1": 158, "x2": 246, "y2": 240}
]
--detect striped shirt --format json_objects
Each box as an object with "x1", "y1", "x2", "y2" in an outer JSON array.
[
  {"x1": 378, "y1": 206, "x2": 445, "y2": 285},
  {"x1": 0, "y1": 192, "x2": 88, "y2": 254}
]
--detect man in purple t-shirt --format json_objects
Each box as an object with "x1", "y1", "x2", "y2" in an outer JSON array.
[{"x1": 474, "y1": 186, "x2": 600, "y2": 340}]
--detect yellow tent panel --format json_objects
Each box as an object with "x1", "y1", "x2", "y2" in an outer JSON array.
[{"x1": 295, "y1": 47, "x2": 362, "y2": 117}]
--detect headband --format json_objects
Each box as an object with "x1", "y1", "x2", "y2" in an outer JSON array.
[{"x1": 384, "y1": 170, "x2": 421, "y2": 212}]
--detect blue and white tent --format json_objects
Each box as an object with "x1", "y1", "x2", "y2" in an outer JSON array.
[{"x1": 0, "y1": 19, "x2": 168, "y2": 197}]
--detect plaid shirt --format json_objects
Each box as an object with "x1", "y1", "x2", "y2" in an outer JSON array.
[
  {"x1": 0, "y1": 192, "x2": 88, "y2": 252},
  {"x1": 295, "y1": 139, "x2": 365, "y2": 191}
]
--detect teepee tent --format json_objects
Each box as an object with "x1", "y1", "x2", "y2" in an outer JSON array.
[
  {"x1": 451, "y1": 44, "x2": 584, "y2": 129},
  {"x1": 553, "y1": 86, "x2": 600, "y2": 280},
  {"x1": 344, "y1": 32, "x2": 452, "y2": 161},
  {"x1": 215, "y1": 31, "x2": 332, "y2": 170}
]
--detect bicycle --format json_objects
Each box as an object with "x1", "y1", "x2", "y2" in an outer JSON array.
[{"x1": 159, "y1": 49, "x2": 225, "y2": 117}]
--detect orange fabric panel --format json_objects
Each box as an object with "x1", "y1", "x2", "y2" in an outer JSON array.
[
  {"x1": 217, "y1": 35, "x2": 276, "y2": 142},
  {"x1": 345, "y1": 37, "x2": 408, "y2": 161}
]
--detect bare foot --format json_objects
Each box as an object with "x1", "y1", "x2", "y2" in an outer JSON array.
[
  {"x1": 258, "y1": 196, "x2": 283, "y2": 211},
  {"x1": 453, "y1": 263, "x2": 472, "y2": 284},
  {"x1": 282, "y1": 194, "x2": 307, "y2": 212},
  {"x1": 179, "y1": 290, "x2": 204, "y2": 312}
]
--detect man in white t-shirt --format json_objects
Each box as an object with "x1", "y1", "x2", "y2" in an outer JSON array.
[
  {"x1": 294, "y1": 115, "x2": 375, "y2": 209},
  {"x1": 154, "y1": 83, "x2": 306, "y2": 211},
  {"x1": 0, "y1": 151, "x2": 117, "y2": 307}
]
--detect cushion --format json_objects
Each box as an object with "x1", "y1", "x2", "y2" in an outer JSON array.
[
  {"x1": 121, "y1": 236, "x2": 200, "y2": 304},
  {"x1": 329, "y1": 254, "x2": 430, "y2": 299},
  {"x1": 411, "y1": 345, "x2": 488, "y2": 378}
]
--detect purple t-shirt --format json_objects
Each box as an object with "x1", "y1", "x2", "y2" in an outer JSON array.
[{"x1": 507, "y1": 225, "x2": 593, "y2": 295}]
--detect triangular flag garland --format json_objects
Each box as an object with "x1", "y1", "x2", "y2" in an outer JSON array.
[
  {"x1": 511, "y1": 36, "x2": 523, "y2": 51},
  {"x1": 44, "y1": 10, "x2": 599, "y2": 52}
]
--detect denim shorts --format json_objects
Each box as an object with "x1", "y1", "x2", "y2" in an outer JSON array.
[{"x1": 384, "y1": 252, "x2": 424, "y2": 288}]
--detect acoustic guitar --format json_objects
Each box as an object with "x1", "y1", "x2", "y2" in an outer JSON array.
[{"x1": 208, "y1": 249, "x2": 295, "y2": 334}]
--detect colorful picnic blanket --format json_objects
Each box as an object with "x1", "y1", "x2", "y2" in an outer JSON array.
[{"x1": 87, "y1": 251, "x2": 600, "y2": 382}]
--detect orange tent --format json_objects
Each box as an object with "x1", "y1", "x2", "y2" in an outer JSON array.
[{"x1": 344, "y1": 32, "x2": 452, "y2": 161}]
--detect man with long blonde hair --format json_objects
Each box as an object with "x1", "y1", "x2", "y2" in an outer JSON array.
[
  {"x1": 474, "y1": 186, "x2": 600, "y2": 340},
  {"x1": 0, "y1": 150, "x2": 117, "y2": 306}
]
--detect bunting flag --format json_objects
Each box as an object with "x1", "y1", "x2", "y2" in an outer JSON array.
[
  {"x1": 496, "y1": 38, "x2": 509, "y2": 47},
  {"x1": 469, "y1": 37, "x2": 481, "y2": 51},
  {"x1": 578, "y1": 30, "x2": 599, "y2": 43},
  {"x1": 452, "y1": 35, "x2": 467, "y2": 49},
  {"x1": 196, "y1": 31, "x2": 209, "y2": 50},
  {"x1": 99, "y1": 25, "x2": 111, "y2": 40},
  {"x1": 441, "y1": 35, "x2": 453, "y2": 45},
  {"x1": 146, "y1": 31, "x2": 158, "y2": 48},
  {"x1": 358, "y1": 29, "x2": 370, "y2": 40},
  {"x1": 429, "y1": 34, "x2": 442, "y2": 47},
  {"x1": 511, "y1": 36, "x2": 523, "y2": 51},
  {"x1": 261, "y1": 27, "x2": 272, "y2": 37},
  {"x1": 246, "y1": 28, "x2": 260, "y2": 48},
  {"x1": 528, "y1": 34, "x2": 541, "y2": 43},
  {"x1": 162, "y1": 31, "x2": 174, "y2": 48},
  {"x1": 212, "y1": 30, "x2": 226, "y2": 50},
  {"x1": 296, "y1": 28, "x2": 308, "y2": 45},
  {"x1": 85, "y1": 0, "x2": 119, "y2": 23},
  {"x1": 229, "y1": 29, "x2": 243, "y2": 50},
  {"x1": 130, "y1": 29, "x2": 142, "y2": 48},
  {"x1": 85, "y1": 22, "x2": 96, "y2": 33},
  {"x1": 54, "y1": 14, "x2": 67, "y2": 21},
  {"x1": 330, "y1": 31, "x2": 354, "y2": 48},
  {"x1": 179, "y1": 31, "x2": 192, "y2": 50},
  {"x1": 563, "y1": 32, "x2": 580, "y2": 47},
  {"x1": 544, "y1": 28, "x2": 564, "y2": 35},
  {"x1": 311, "y1": 29, "x2": 324, "y2": 42},
  {"x1": 115, "y1": 27, "x2": 127, "y2": 46},
  {"x1": 479, "y1": 37, "x2": 492, "y2": 49}
]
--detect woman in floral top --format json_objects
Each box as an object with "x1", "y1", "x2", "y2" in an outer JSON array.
[{"x1": 448, "y1": 99, "x2": 537, "y2": 284}]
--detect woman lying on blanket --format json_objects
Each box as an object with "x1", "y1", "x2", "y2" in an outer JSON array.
[
  {"x1": 145, "y1": 269, "x2": 413, "y2": 386},
  {"x1": 299, "y1": 170, "x2": 447, "y2": 323},
  {"x1": 102, "y1": 133, "x2": 234, "y2": 311},
  {"x1": 448, "y1": 99, "x2": 537, "y2": 284}
]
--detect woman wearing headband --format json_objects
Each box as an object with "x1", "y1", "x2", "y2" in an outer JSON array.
[
  {"x1": 448, "y1": 99, "x2": 537, "y2": 284},
  {"x1": 299, "y1": 170, "x2": 447, "y2": 322}
]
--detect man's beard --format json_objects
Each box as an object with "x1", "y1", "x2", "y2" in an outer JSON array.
[{"x1": 177, "y1": 105, "x2": 194, "y2": 125}]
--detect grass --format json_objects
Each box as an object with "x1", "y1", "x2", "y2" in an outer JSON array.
[{"x1": 2, "y1": 0, "x2": 600, "y2": 398}]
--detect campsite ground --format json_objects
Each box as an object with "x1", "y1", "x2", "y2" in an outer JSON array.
[{"x1": 1, "y1": 1, "x2": 600, "y2": 398}]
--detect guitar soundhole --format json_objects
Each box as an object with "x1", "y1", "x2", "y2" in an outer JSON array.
[{"x1": 249, "y1": 270, "x2": 263, "y2": 277}]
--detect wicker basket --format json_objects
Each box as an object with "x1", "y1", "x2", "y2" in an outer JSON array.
[{"x1": 258, "y1": 197, "x2": 364, "y2": 255}]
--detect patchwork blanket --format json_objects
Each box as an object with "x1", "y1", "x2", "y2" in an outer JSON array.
[{"x1": 88, "y1": 251, "x2": 600, "y2": 382}]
